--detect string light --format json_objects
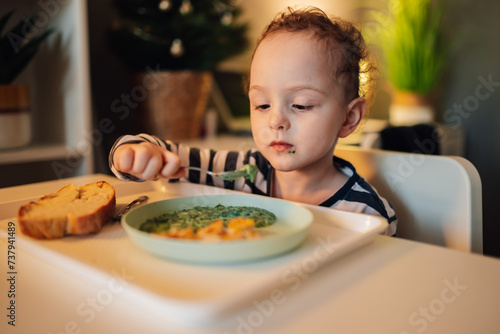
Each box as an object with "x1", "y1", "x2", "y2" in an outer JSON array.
[
  {"x1": 221, "y1": 11, "x2": 233, "y2": 25},
  {"x1": 180, "y1": 0, "x2": 193, "y2": 15},
  {"x1": 158, "y1": 0, "x2": 171, "y2": 11},
  {"x1": 170, "y1": 38, "x2": 184, "y2": 57}
]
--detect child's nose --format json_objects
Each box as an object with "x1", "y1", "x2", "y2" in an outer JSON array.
[{"x1": 269, "y1": 108, "x2": 290, "y2": 130}]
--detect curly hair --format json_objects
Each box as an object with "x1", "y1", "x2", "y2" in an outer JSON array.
[{"x1": 254, "y1": 7, "x2": 375, "y2": 104}]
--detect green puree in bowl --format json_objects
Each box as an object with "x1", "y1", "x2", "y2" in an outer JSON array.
[{"x1": 139, "y1": 204, "x2": 277, "y2": 233}]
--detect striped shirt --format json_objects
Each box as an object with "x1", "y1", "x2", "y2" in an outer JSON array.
[{"x1": 109, "y1": 134, "x2": 397, "y2": 236}]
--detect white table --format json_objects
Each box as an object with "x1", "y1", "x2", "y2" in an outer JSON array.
[{"x1": 1, "y1": 174, "x2": 499, "y2": 334}]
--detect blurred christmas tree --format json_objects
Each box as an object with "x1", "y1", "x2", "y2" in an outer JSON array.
[{"x1": 108, "y1": 0, "x2": 248, "y2": 71}]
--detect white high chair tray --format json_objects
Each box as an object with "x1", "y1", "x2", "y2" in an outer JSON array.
[{"x1": 0, "y1": 179, "x2": 386, "y2": 326}]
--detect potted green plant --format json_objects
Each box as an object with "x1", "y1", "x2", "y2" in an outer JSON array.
[
  {"x1": 0, "y1": 10, "x2": 53, "y2": 149},
  {"x1": 365, "y1": 0, "x2": 447, "y2": 126},
  {"x1": 108, "y1": 0, "x2": 248, "y2": 140}
]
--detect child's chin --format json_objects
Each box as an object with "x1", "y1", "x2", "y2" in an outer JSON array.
[{"x1": 270, "y1": 160, "x2": 299, "y2": 173}]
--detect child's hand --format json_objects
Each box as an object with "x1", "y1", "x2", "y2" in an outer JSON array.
[{"x1": 113, "y1": 142, "x2": 186, "y2": 180}]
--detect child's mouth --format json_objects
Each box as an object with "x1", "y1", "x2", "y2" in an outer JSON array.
[{"x1": 270, "y1": 141, "x2": 294, "y2": 152}]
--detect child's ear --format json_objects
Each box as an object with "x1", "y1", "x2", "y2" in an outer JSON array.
[{"x1": 338, "y1": 97, "x2": 366, "y2": 138}]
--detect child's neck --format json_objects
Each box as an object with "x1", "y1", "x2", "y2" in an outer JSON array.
[{"x1": 271, "y1": 163, "x2": 348, "y2": 206}]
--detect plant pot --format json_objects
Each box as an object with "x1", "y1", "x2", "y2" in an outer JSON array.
[
  {"x1": 133, "y1": 70, "x2": 213, "y2": 141},
  {"x1": 0, "y1": 84, "x2": 31, "y2": 149},
  {"x1": 389, "y1": 90, "x2": 434, "y2": 126}
]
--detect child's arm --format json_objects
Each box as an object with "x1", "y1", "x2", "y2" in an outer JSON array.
[
  {"x1": 109, "y1": 134, "x2": 185, "y2": 181},
  {"x1": 108, "y1": 134, "x2": 269, "y2": 194}
]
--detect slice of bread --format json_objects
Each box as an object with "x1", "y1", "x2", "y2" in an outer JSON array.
[{"x1": 18, "y1": 181, "x2": 116, "y2": 239}]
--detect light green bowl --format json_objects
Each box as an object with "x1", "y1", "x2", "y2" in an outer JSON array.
[{"x1": 121, "y1": 194, "x2": 313, "y2": 264}]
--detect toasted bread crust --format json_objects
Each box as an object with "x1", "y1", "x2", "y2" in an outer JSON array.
[{"x1": 17, "y1": 181, "x2": 116, "y2": 239}]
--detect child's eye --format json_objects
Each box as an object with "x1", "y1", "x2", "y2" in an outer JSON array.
[
  {"x1": 292, "y1": 104, "x2": 313, "y2": 111},
  {"x1": 255, "y1": 104, "x2": 270, "y2": 111}
]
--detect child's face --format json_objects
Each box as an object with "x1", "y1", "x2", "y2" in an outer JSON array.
[{"x1": 249, "y1": 31, "x2": 351, "y2": 172}]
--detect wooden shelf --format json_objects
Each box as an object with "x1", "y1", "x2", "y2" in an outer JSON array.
[{"x1": 0, "y1": 144, "x2": 78, "y2": 165}]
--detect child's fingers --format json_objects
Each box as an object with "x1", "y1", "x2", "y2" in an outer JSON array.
[
  {"x1": 169, "y1": 168, "x2": 187, "y2": 179},
  {"x1": 160, "y1": 150, "x2": 184, "y2": 179},
  {"x1": 141, "y1": 153, "x2": 164, "y2": 180},
  {"x1": 113, "y1": 145, "x2": 135, "y2": 172},
  {"x1": 130, "y1": 144, "x2": 153, "y2": 175},
  {"x1": 114, "y1": 142, "x2": 161, "y2": 179},
  {"x1": 129, "y1": 143, "x2": 169, "y2": 180}
]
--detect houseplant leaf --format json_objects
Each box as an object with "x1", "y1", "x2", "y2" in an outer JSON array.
[
  {"x1": 0, "y1": 11, "x2": 54, "y2": 84},
  {"x1": 0, "y1": 10, "x2": 14, "y2": 37},
  {"x1": 365, "y1": 0, "x2": 448, "y2": 95}
]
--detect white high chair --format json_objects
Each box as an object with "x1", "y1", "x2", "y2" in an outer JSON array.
[{"x1": 334, "y1": 145, "x2": 483, "y2": 253}]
